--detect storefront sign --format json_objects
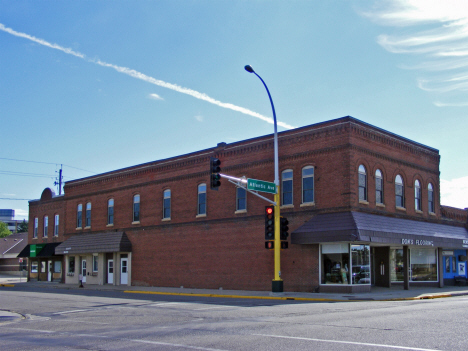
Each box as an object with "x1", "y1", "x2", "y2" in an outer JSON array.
[
  {"x1": 401, "y1": 239, "x2": 434, "y2": 246},
  {"x1": 463, "y1": 240, "x2": 468, "y2": 248},
  {"x1": 442, "y1": 251, "x2": 454, "y2": 256}
]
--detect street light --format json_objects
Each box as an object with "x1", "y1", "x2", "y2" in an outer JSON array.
[{"x1": 244, "y1": 65, "x2": 283, "y2": 293}]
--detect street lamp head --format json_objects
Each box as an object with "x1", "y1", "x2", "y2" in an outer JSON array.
[{"x1": 244, "y1": 65, "x2": 255, "y2": 73}]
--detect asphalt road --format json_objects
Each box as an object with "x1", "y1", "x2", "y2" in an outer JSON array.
[{"x1": 1, "y1": 285, "x2": 466, "y2": 350}]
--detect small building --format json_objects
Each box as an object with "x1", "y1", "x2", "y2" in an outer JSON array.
[
  {"x1": 0, "y1": 232, "x2": 28, "y2": 274},
  {"x1": 24, "y1": 116, "x2": 468, "y2": 292}
]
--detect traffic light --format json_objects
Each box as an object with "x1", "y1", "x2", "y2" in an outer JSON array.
[
  {"x1": 280, "y1": 241, "x2": 288, "y2": 249},
  {"x1": 265, "y1": 241, "x2": 274, "y2": 250},
  {"x1": 280, "y1": 216, "x2": 289, "y2": 240},
  {"x1": 210, "y1": 157, "x2": 221, "y2": 190},
  {"x1": 265, "y1": 205, "x2": 275, "y2": 240}
]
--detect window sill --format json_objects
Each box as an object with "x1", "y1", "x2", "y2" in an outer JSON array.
[
  {"x1": 162, "y1": 217, "x2": 171, "y2": 222},
  {"x1": 429, "y1": 212, "x2": 436, "y2": 216},
  {"x1": 84, "y1": 226, "x2": 91, "y2": 229},
  {"x1": 76, "y1": 227, "x2": 82, "y2": 230},
  {"x1": 376, "y1": 203, "x2": 385, "y2": 208},
  {"x1": 32, "y1": 237, "x2": 38, "y2": 240},
  {"x1": 43, "y1": 236, "x2": 48, "y2": 238},
  {"x1": 132, "y1": 221, "x2": 140, "y2": 225},
  {"x1": 396, "y1": 206, "x2": 406, "y2": 212},
  {"x1": 280, "y1": 204, "x2": 294, "y2": 209},
  {"x1": 415, "y1": 210, "x2": 423, "y2": 214},
  {"x1": 106, "y1": 224, "x2": 114, "y2": 227},
  {"x1": 235, "y1": 209, "x2": 247, "y2": 214},
  {"x1": 300, "y1": 202, "x2": 315, "y2": 208},
  {"x1": 196, "y1": 214, "x2": 206, "y2": 218},
  {"x1": 359, "y1": 200, "x2": 369, "y2": 205}
]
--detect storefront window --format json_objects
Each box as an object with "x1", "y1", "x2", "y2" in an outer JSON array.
[
  {"x1": 31, "y1": 261, "x2": 38, "y2": 273},
  {"x1": 411, "y1": 249, "x2": 437, "y2": 281},
  {"x1": 69, "y1": 256, "x2": 75, "y2": 273},
  {"x1": 390, "y1": 249, "x2": 404, "y2": 282},
  {"x1": 351, "y1": 245, "x2": 370, "y2": 284},
  {"x1": 321, "y1": 244, "x2": 349, "y2": 284},
  {"x1": 41, "y1": 261, "x2": 46, "y2": 273}
]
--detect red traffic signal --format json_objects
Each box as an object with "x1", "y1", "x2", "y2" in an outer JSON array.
[
  {"x1": 265, "y1": 205, "x2": 274, "y2": 240},
  {"x1": 265, "y1": 241, "x2": 274, "y2": 250}
]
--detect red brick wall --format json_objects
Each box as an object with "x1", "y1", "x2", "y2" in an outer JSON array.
[{"x1": 29, "y1": 117, "x2": 447, "y2": 291}]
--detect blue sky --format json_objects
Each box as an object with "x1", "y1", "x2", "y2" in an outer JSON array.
[{"x1": 1, "y1": 0, "x2": 467, "y2": 221}]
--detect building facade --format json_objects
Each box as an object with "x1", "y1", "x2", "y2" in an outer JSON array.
[{"x1": 25, "y1": 117, "x2": 468, "y2": 292}]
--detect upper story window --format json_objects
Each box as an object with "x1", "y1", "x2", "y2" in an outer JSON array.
[
  {"x1": 395, "y1": 175, "x2": 405, "y2": 208},
  {"x1": 54, "y1": 214, "x2": 59, "y2": 236},
  {"x1": 85, "y1": 202, "x2": 92, "y2": 227},
  {"x1": 43, "y1": 216, "x2": 48, "y2": 237},
  {"x1": 415, "y1": 180, "x2": 422, "y2": 211},
  {"x1": 358, "y1": 165, "x2": 367, "y2": 202},
  {"x1": 77, "y1": 204, "x2": 82, "y2": 228},
  {"x1": 302, "y1": 166, "x2": 314, "y2": 204},
  {"x1": 375, "y1": 169, "x2": 383, "y2": 204},
  {"x1": 108, "y1": 199, "x2": 114, "y2": 225},
  {"x1": 198, "y1": 184, "x2": 206, "y2": 215},
  {"x1": 133, "y1": 194, "x2": 140, "y2": 223},
  {"x1": 163, "y1": 189, "x2": 171, "y2": 219},
  {"x1": 33, "y1": 217, "x2": 38, "y2": 238},
  {"x1": 281, "y1": 170, "x2": 293, "y2": 206},
  {"x1": 428, "y1": 183, "x2": 435, "y2": 213},
  {"x1": 236, "y1": 187, "x2": 246, "y2": 211}
]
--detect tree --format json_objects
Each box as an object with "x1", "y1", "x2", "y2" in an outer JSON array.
[
  {"x1": 17, "y1": 220, "x2": 28, "y2": 233},
  {"x1": 0, "y1": 221, "x2": 12, "y2": 238}
]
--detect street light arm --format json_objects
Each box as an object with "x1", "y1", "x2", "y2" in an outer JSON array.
[{"x1": 244, "y1": 65, "x2": 279, "y2": 186}]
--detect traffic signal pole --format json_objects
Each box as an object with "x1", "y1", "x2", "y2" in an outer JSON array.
[{"x1": 245, "y1": 65, "x2": 283, "y2": 293}]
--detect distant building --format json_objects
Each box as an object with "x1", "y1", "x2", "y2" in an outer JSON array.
[
  {"x1": 0, "y1": 209, "x2": 28, "y2": 233},
  {"x1": 0, "y1": 232, "x2": 28, "y2": 274},
  {"x1": 22, "y1": 116, "x2": 468, "y2": 292}
]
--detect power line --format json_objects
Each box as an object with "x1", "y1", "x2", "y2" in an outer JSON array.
[
  {"x1": 0, "y1": 198, "x2": 32, "y2": 201},
  {"x1": 0, "y1": 157, "x2": 96, "y2": 174},
  {"x1": 0, "y1": 170, "x2": 56, "y2": 178}
]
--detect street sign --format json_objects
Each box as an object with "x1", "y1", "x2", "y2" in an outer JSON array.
[{"x1": 247, "y1": 178, "x2": 276, "y2": 194}]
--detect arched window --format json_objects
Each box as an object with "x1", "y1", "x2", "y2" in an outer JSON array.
[
  {"x1": 163, "y1": 189, "x2": 171, "y2": 219},
  {"x1": 375, "y1": 169, "x2": 383, "y2": 204},
  {"x1": 107, "y1": 199, "x2": 114, "y2": 225},
  {"x1": 198, "y1": 184, "x2": 206, "y2": 215},
  {"x1": 358, "y1": 165, "x2": 367, "y2": 202},
  {"x1": 85, "y1": 202, "x2": 92, "y2": 227},
  {"x1": 281, "y1": 170, "x2": 293, "y2": 206},
  {"x1": 54, "y1": 214, "x2": 59, "y2": 236},
  {"x1": 33, "y1": 217, "x2": 38, "y2": 238},
  {"x1": 76, "y1": 204, "x2": 82, "y2": 228},
  {"x1": 302, "y1": 166, "x2": 314, "y2": 204},
  {"x1": 43, "y1": 216, "x2": 48, "y2": 237},
  {"x1": 133, "y1": 194, "x2": 140, "y2": 222},
  {"x1": 395, "y1": 175, "x2": 404, "y2": 208},
  {"x1": 415, "y1": 180, "x2": 421, "y2": 211},
  {"x1": 428, "y1": 183, "x2": 435, "y2": 213}
]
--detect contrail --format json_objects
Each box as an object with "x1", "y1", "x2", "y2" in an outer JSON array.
[{"x1": 0, "y1": 23, "x2": 295, "y2": 129}]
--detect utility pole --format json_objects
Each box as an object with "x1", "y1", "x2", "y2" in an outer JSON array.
[{"x1": 54, "y1": 164, "x2": 63, "y2": 195}]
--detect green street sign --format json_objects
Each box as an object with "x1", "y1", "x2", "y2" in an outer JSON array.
[{"x1": 247, "y1": 178, "x2": 277, "y2": 194}]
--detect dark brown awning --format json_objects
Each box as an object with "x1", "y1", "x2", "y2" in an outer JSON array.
[
  {"x1": 291, "y1": 211, "x2": 468, "y2": 249},
  {"x1": 17, "y1": 243, "x2": 63, "y2": 258},
  {"x1": 55, "y1": 232, "x2": 132, "y2": 255}
]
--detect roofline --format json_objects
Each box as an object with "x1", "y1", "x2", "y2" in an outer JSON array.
[{"x1": 63, "y1": 115, "x2": 439, "y2": 187}]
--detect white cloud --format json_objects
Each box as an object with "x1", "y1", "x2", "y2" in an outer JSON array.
[
  {"x1": 0, "y1": 23, "x2": 295, "y2": 130},
  {"x1": 194, "y1": 115, "x2": 203, "y2": 122},
  {"x1": 148, "y1": 93, "x2": 164, "y2": 101},
  {"x1": 440, "y1": 176, "x2": 468, "y2": 209},
  {"x1": 14, "y1": 209, "x2": 28, "y2": 220},
  {"x1": 361, "y1": 0, "x2": 468, "y2": 99}
]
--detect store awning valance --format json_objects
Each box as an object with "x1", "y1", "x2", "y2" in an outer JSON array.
[
  {"x1": 17, "y1": 243, "x2": 63, "y2": 258},
  {"x1": 55, "y1": 232, "x2": 132, "y2": 255},
  {"x1": 291, "y1": 211, "x2": 468, "y2": 249}
]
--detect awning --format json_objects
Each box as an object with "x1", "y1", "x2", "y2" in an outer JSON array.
[
  {"x1": 291, "y1": 211, "x2": 468, "y2": 249},
  {"x1": 17, "y1": 243, "x2": 63, "y2": 258},
  {"x1": 55, "y1": 232, "x2": 132, "y2": 255}
]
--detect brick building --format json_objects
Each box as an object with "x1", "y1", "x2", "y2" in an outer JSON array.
[{"x1": 23, "y1": 116, "x2": 468, "y2": 293}]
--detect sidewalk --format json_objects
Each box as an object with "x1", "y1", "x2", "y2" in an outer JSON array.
[{"x1": 2, "y1": 273, "x2": 468, "y2": 302}]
